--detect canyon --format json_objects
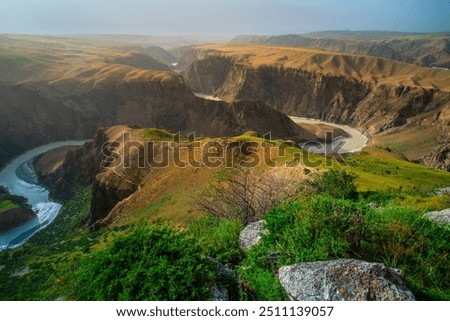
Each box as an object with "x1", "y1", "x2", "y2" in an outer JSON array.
[{"x1": 182, "y1": 45, "x2": 450, "y2": 169}]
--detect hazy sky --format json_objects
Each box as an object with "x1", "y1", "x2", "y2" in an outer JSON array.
[{"x1": 0, "y1": 0, "x2": 448, "y2": 35}]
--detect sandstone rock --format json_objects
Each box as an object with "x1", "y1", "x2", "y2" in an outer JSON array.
[
  {"x1": 425, "y1": 208, "x2": 450, "y2": 225},
  {"x1": 239, "y1": 220, "x2": 269, "y2": 251},
  {"x1": 278, "y1": 259, "x2": 415, "y2": 301}
]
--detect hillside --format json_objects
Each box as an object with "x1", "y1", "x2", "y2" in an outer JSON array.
[
  {"x1": 0, "y1": 187, "x2": 36, "y2": 233},
  {"x1": 182, "y1": 44, "x2": 450, "y2": 168},
  {"x1": 231, "y1": 32, "x2": 450, "y2": 68},
  {"x1": 1, "y1": 123, "x2": 450, "y2": 300},
  {"x1": 0, "y1": 36, "x2": 312, "y2": 167}
]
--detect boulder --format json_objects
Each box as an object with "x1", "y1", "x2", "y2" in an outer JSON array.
[
  {"x1": 425, "y1": 208, "x2": 450, "y2": 225},
  {"x1": 239, "y1": 220, "x2": 269, "y2": 251},
  {"x1": 435, "y1": 187, "x2": 450, "y2": 196},
  {"x1": 210, "y1": 286, "x2": 229, "y2": 301},
  {"x1": 278, "y1": 259, "x2": 415, "y2": 301}
]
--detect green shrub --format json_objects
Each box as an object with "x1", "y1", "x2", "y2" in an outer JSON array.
[
  {"x1": 239, "y1": 196, "x2": 360, "y2": 299},
  {"x1": 187, "y1": 216, "x2": 243, "y2": 265},
  {"x1": 72, "y1": 226, "x2": 211, "y2": 300},
  {"x1": 363, "y1": 204, "x2": 450, "y2": 300},
  {"x1": 305, "y1": 170, "x2": 358, "y2": 200},
  {"x1": 238, "y1": 255, "x2": 287, "y2": 301},
  {"x1": 240, "y1": 194, "x2": 450, "y2": 300}
]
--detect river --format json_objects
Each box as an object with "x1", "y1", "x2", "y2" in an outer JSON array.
[
  {"x1": 192, "y1": 92, "x2": 368, "y2": 153},
  {"x1": 290, "y1": 116, "x2": 368, "y2": 154},
  {"x1": 0, "y1": 140, "x2": 87, "y2": 250}
]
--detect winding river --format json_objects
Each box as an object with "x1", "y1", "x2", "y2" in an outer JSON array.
[
  {"x1": 0, "y1": 102, "x2": 368, "y2": 251},
  {"x1": 192, "y1": 93, "x2": 368, "y2": 153},
  {"x1": 290, "y1": 116, "x2": 368, "y2": 154},
  {"x1": 0, "y1": 140, "x2": 87, "y2": 250}
]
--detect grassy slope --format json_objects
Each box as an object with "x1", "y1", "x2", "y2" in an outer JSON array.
[
  {"x1": 0, "y1": 200, "x2": 20, "y2": 214},
  {"x1": 343, "y1": 146, "x2": 450, "y2": 191},
  {"x1": 0, "y1": 35, "x2": 178, "y2": 89},
  {"x1": 0, "y1": 188, "x2": 96, "y2": 300},
  {"x1": 372, "y1": 125, "x2": 442, "y2": 161},
  {"x1": 0, "y1": 133, "x2": 449, "y2": 300}
]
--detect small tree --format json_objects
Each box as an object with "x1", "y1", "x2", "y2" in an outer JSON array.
[{"x1": 196, "y1": 167, "x2": 298, "y2": 224}]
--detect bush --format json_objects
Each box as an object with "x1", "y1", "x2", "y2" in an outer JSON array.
[
  {"x1": 240, "y1": 194, "x2": 450, "y2": 300},
  {"x1": 305, "y1": 169, "x2": 358, "y2": 200},
  {"x1": 187, "y1": 215, "x2": 244, "y2": 265},
  {"x1": 196, "y1": 167, "x2": 297, "y2": 224},
  {"x1": 363, "y1": 205, "x2": 450, "y2": 300},
  {"x1": 72, "y1": 226, "x2": 211, "y2": 300}
]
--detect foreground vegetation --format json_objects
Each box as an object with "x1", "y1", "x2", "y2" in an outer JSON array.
[{"x1": 0, "y1": 145, "x2": 449, "y2": 300}]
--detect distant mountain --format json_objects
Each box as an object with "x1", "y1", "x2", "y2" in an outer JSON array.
[{"x1": 231, "y1": 31, "x2": 450, "y2": 68}]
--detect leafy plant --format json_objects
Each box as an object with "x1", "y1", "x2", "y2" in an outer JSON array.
[
  {"x1": 72, "y1": 226, "x2": 212, "y2": 300},
  {"x1": 304, "y1": 169, "x2": 358, "y2": 200},
  {"x1": 187, "y1": 215, "x2": 243, "y2": 265}
]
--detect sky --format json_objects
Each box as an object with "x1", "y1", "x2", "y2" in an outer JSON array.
[{"x1": 0, "y1": 0, "x2": 448, "y2": 35}]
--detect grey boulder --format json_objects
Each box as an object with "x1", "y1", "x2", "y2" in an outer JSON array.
[
  {"x1": 239, "y1": 220, "x2": 269, "y2": 251},
  {"x1": 425, "y1": 208, "x2": 450, "y2": 225},
  {"x1": 279, "y1": 259, "x2": 415, "y2": 301}
]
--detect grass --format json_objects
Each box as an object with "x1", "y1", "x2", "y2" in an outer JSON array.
[
  {"x1": 132, "y1": 196, "x2": 170, "y2": 218},
  {"x1": 337, "y1": 147, "x2": 450, "y2": 191},
  {"x1": 239, "y1": 174, "x2": 450, "y2": 300},
  {"x1": 372, "y1": 125, "x2": 441, "y2": 160},
  {"x1": 0, "y1": 187, "x2": 97, "y2": 300},
  {"x1": 141, "y1": 128, "x2": 182, "y2": 141},
  {"x1": 0, "y1": 200, "x2": 20, "y2": 214}
]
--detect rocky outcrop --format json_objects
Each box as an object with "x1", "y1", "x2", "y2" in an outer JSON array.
[
  {"x1": 210, "y1": 286, "x2": 229, "y2": 301},
  {"x1": 0, "y1": 207, "x2": 36, "y2": 233},
  {"x1": 420, "y1": 144, "x2": 450, "y2": 171},
  {"x1": 239, "y1": 220, "x2": 269, "y2": 251},
  {"x1": 435, "y1": 187, "x2": 450, "y2": 196},
  {"x1": 425, "y1": 209, "x2": 450, "y2": 225},
  {"x1": 45, "y1": 125, "x2": 309, "y2": 228},
  {"x1": 278, "y1": 259, "x2": 415, "y2": 301}
]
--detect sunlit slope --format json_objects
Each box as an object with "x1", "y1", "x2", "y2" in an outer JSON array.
[{"x1": 197, "y1": 44, "x2": 450, "y2": 91}]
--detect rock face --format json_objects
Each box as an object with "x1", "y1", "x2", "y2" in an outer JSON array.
[
  {"x1": 425, "y1": 209, "x2": 450, "y2": 225},
  {"x1": 278, "y1": 259, "x2": 415, "y2": 301},
  {"x1": 239, "y1": 220, "x2": 269, "y2": 251},
  {"x1": 420, "y1": 144, "x2": 450, "y2": 171},
  {"x1": 210, "y1": 286, "x2": 229, "y2": 301}
]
